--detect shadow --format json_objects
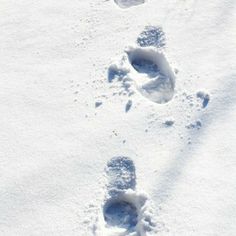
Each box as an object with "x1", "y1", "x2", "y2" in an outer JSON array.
[
  {"x1": 103, "y1": 199, "x2": 138, "y2": 230},
  {"x1": 131, "y1": 58, "x2": 160, "y2": 77},
  {"x1": 107, "y1": 66, "x2": 127, "y2": 83},
  {"x1": 153, "y1": 74, "x2": 236, "y2": 205}
]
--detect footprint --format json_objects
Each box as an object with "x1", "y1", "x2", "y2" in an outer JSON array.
[
  {"x1": 114, "y1": 0, "x2": 145, "y2": 9},
  {"x1": 107, "y1": 26, "x2": 176, "y2": 105},
  {"x1": 137, "y1": 26, "x2": 166, "y2": 48},
  {"x1": 96, "y1": 156, "x2": 156, "y2": 236},
  {"x1": 131, "y1": 57, "x2": 160, "y2": 78},
  {"x1": 106, "y1": 156, "x2": 136, "y2": 197},
  {"x1": 126, "y1": 47, "x2": 176, "y2": 104},
  {"x1": 125, "y1": 99, "x2": 132, "y2": 112},
  {"x1": 103, "y1": 198, "x2": 138, "y2": 232}
]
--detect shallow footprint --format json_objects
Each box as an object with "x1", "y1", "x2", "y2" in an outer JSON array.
[
  {"x1": 137, "y1": 26, "x2": 166, "y2": 48},
  {"x1": 106, "y1": 156, "x2": 136, "y2": 197},
  {"x1": 114, "y1": 0, "x2": 145, "y2": 9}
]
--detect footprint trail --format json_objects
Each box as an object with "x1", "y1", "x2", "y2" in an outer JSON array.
[{"x1": 137, "y1": 26, "x2": 166, "y2": 48}]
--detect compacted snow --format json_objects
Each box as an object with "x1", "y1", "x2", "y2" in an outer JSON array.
[{"x1": 0, "y1": 0, "x2": 236, "y2": 235}]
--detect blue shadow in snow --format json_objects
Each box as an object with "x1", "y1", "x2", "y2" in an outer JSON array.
[
  {"x1": 104, "y1": 200, "x2": 138, "y2": 230},
  {"x1": 108, "y1": 67, "x2": 127, "y2": 83}
]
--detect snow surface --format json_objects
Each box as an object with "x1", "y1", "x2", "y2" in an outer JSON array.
[{"x1": 0, "y1": 0, "x2": 236, "y2": 235}]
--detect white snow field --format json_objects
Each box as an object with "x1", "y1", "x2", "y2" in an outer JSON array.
[{"x1": 0, "y1": 0, "x2": 236, "y2": 235}]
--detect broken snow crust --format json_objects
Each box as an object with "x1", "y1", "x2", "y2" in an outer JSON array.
[{"x1": 0, "y1": 0, "x2": 236, "y2": 235}]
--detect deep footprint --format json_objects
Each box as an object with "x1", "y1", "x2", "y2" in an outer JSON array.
[
  {"x1": 104, "y1": 199, "x2": 138, "y2": 230},
  {"x1": 127, "y1": 47, "x2": 176, "y2": 104},
  {"x1": 131, "y1": 58, "x2": 160, "y2": 78},
  {"x1": 114, "y1": 0, "x2": 145, "y2": 9}
]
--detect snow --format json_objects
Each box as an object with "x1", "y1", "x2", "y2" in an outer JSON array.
[{"x1": 0, "y1": 0, "x2": 236, "y2": 235}]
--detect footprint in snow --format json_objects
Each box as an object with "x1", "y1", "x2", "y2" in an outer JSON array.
[
  {"x1": 114, "y1": 0, "x2": 145, "y2": 8},
  {"x1": 126, "y1": 47, "x2": 176, "y2": 104},
  {"x1": 106, "y1": 156, "x2": 136, "y2": 196},
  {"x1": 137, "y1": 26, "x2": 166, "y2": 48},
  {"x1": 107, "y1": 26, "x2": 176, "y2": 105},
  {"x1": 95, "y1": 156, "x2": 156, "y2": 236}
]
